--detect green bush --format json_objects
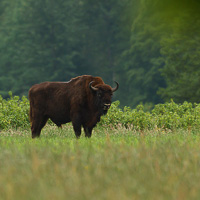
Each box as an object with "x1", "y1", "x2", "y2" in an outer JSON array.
[
  {"x1": 151, "y1": 100, "x2": 200, "y2": 129},
  {"x1": 1, "y1": 94, "x2": 200, "y2": 131},
  {"x1": 0, "y1": 92, "x2": 29, "y2": 130},
  {"x1": 101, "y1": 100, "x2": 200, "y2": 130},
  {"x1": 100, "y1": 101, "x2": 153, "y2": 130}
]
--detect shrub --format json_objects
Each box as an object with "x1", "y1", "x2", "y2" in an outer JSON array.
[
  {"x1": 101, "y1": 100, "x2": 200, "y2": 130},
  {"x1": 1, "y1": 94, "x2": 200, "y2": 131},
  {"x1": 100, "y1": 101, "x2": 154, "y2": 130},
  {"x1": 0, "y1": 92, "x2": 29, "y2": 130}
]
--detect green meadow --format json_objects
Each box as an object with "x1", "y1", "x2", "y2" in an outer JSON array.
[
  {"x1": 1, "y1": 125, "x2": 200, "y2": 200},
  {"x1": 1, "y1": 96, "x2": 200, "y2": 199},
  {"x1": 0, "y1": 0, "x2": 200, "y2": 199}
]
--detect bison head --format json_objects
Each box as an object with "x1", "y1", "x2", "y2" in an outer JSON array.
[{"x1": 89, "y1": 81, "x2": 119, "y2": 115}]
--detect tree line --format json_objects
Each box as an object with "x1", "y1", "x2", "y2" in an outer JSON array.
[{"x1": 0, "y1": 0, "x2": 199, "y2": 107}]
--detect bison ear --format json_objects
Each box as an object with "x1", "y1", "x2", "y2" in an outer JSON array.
[{"x1": 89, "y1": 81, "x2": 98, "y2": 92}]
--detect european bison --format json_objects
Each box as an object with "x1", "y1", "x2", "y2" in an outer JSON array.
[{"x1": 29, "y1": 75, "x2": 119, "y2": 138}]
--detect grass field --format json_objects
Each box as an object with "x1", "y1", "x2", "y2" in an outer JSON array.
[{"x1": 1, "y1": 125, "x2": 200, "y2": 200}]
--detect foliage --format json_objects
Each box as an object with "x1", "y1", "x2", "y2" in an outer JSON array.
[
  {"x1": 158, "y1": 2, "x2": 200, "y2": 102},
  {"x1": 100, "y1": 100, "x2": 200, "y2": 130},
  {"x1": 100, "y1": 101, "x2": 153, "y2": 130},
  {"x1": 0, "y1": 0, "x2": 129, "y2": 103},
  {"x1": 0, "y1": 93, "x2": 29, "y2": 129},
  {"x1": 0, "y1": 0, "x2": 83, "y2": 96},
  {"x1": 121, "y1": 0, "x2": 200, "y2": 107},
  {"x1": 0, "y1": 0, "x2": 200, "y2": 107},
  {"x1": 1, "y1": 95, "x2": 200, "y2": 131},
  {"x1": 121, "y1": 0, "x2": 166, "y2": 107}
]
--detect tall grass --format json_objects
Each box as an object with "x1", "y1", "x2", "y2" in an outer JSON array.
[
  {"x1": 1, "y1": 125, "x2": 200, "y2": 200},
  {"x1": 1, "y1": 95, "x2": 200, "y2": 199}
]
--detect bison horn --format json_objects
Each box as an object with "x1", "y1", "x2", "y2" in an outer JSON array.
[
  {"x1": 112, "y1": 81, "x2": 119, "y2": 92},
  {"x1": 89, "y1": 81, "x2": 98, "y2": 91}
]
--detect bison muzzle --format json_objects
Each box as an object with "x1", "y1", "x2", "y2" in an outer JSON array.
[{"x1": 29, "y1": 75, "x2": 119, "y2": 138}]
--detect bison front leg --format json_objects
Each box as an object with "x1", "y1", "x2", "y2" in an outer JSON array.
[
  {"x1": 83, "y1": 127, "x2": 93, "y2": 138},
  {"x1": 71, "y1": 115, "x2": 82, "y2": 138},
  {"x1": 83, "y1": 118, "x2": 98, "y2": 138}
]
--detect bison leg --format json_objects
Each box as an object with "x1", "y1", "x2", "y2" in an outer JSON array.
[
  {"x1": 31, "y1": 116, "x2": 48, "y2": 138},
  {"x1": 83, "y1": 127, "x2": 93, "y2": 138},
  {"x1": 72, "y1": 123, "x2": 81, "y2": 138},
  {"x1": 71, "y1": 115, "x2": 82, "y2": 138}
]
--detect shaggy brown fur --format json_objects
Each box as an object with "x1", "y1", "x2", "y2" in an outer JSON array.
[{"x1": 29, "y1": 75, "x2": 118, "y2": 138}]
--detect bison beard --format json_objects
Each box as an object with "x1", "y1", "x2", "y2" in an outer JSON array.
[{"x1": 29, "y1": 75, "x2": 119, "y2": 138}]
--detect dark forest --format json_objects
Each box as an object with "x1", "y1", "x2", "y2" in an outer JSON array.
[{"x1": 0, "y1": 0, "x2": 200, "y2": 107}]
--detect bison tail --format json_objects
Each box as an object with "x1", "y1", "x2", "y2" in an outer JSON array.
[
  {"x1": 28, "y1": 90, "x2": 34, "y2": 125},
  {"x1": 29, "y1": 97, "x2": 34, "y2": 125},
  {"x1": 29, "y1": 104, "x2": 33, "y2": 124}
]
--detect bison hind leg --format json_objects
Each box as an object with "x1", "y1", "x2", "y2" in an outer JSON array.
[{"x1": 31, "y1": 116, "x2": 48, "y2": 138}]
